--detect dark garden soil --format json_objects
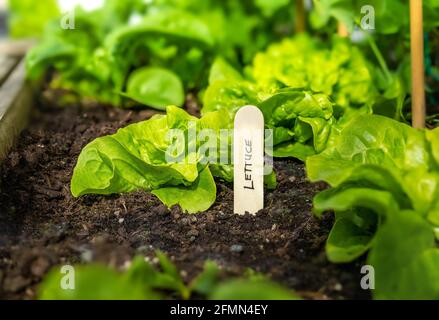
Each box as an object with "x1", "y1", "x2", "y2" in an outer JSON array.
[{"x1": 0, "y1": 99, "x2": 370, "y2": 300}]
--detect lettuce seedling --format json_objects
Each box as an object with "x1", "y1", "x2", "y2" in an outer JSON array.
[{"x1": 38, "y1": 252, "x2": 300, "y2": 300}]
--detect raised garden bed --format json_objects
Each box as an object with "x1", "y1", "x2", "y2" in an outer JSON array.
[
  {"x1": 0, "y1": 93, "x2": 368, "y2": 299},
  {"x1": 1, "y1": 0, "x2": 439, "y2": 301}
]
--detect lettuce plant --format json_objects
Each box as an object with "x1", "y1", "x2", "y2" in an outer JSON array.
[
  {"x1": 39, "y1": 252, "x2": 300, "y2": 300},
  {"x1": 70, "y1": 34, "x2": 414, "y2": 212},
  {"x1": 250, "y1": 34, "x2": 408, "y2": 119},
  {"x1": 70, "y1": 103, "x2": 278, "y2": 212},
  {"x1": 26, "y1": 7, "x2": 215, "y2": 108},
  {"x1": 24, "y1": 0, "x2": 298, "y2": 109},
  {"x1": 7, "y1": 0, "x2": 60, "y2": 38},
  {"x1": 306, "y1": 114, "x2": 439, "y2": 299},
  {"x1": 202, "y1": 35, "x2": 406, "y2": 160},
  {"x1": 71, "y1": 106, "x2": 234, "y2": 213},
  {"x1": 203, "y1": 56, "x2": 335, "y2": 161}
]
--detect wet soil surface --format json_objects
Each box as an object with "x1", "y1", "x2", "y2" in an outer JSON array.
[{"x1": 0, "y1": 103, "x2": 370, "y2": 300}]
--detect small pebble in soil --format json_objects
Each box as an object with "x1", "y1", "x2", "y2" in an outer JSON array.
[
  {"x1": 157, "y1": 205, "x2": 169, "y2": 216},
  {"x1": 25, "y1": 288, "x2": 34, "y2": 298},
  {"x1": 187, "y1": 229, "x2": 199, "y2": 238},
  {"x1": 136, "y1": 245, "x2": 149, "y2": 254},
  {"x1": 80, "y1": 249, "x2": 94, "y2": 263},
  {"x1": 230, "y1": 244, "x2": 244, "y2": 253},
  {"x1": 76, "y1": 229, "x2": 89, "y2": 239},
  {"x1": 217, "y1": 211, "x2": 229, "y2": 220},
  {"x1": 123, "y1": 260, "x2": 132, "y2": 270},
  {"x1": 30, "y1": 256, "x2": 51, "y2": 278}
]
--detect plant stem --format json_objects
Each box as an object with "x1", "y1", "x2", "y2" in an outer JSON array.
[{"x1": 367, "y1": 34, "x2": 392, "y2": 82}]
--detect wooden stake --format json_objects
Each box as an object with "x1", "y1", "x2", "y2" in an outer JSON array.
[
  {"x1": 410, "y1": 0, "x2": 426, "y2": 129},
  {"x1": 295, "y1": 0, "x2": 305, "y2": 33},
  {"x1": 233, "y1": 106, "x2": 264, "y2": 215},
  {"x1": 338, "y1": 23, "x2": 349, "y2": 38}
]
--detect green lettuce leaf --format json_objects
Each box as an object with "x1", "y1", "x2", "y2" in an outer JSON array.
[
  {"x1": 306, "y1": 114, "x2": 439, "y2": 299},
  {"x1": 8, "y1": 0, "x2": 60, "y2": 39},
  {"x1": 152, "y1": 166, "x2": 216, "y2": 214},
  {"x1": 71, "y1": 106, "x2": 228, "y2": 213},
  {"x1": 203, "y1": 57, "x2": 336, "y2": 161},
  {"x1": 209, "y1": 279, "x2": 301, "y2": 300},
  {"x1": 123, "y1": 67, "x2": 185, "y2": 110},
  {"x1": 39, "y1": 262, "x2": 158, "y2": 300},
  {"x1": 39, "y1": 253, "x2": 300, "y2": 300},
  {"x1": 325, "y1": 214, "x2": 376, "y2": 263},
  {"x1": 306, "y1": 115, "x2": 429, "y2": 186},
  {"x1": 208, "y1": 56, "x2": 243, "y2": 84},
  {"x1": 250, "y1": 35, "x2": 378, "y2": 112},
  {"x1": 369, "y1": 211, "x2": 439, "y2": 300}
]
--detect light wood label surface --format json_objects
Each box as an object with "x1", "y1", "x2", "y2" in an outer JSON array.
[{"x1": 233, "y1": 106, "x2": 264, "y2": 215}]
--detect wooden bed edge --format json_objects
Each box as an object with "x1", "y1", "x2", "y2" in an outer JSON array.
[{"x1": 0, "y1": 59, "x2": 33, "y2": 163}]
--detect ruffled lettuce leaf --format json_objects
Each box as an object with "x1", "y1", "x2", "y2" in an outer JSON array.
[
  {"x1": 306, "y1": 114, "x2": 439, "y2": 299},
  {"x1": 152, "y1": 166, "x2": 216, "y2": 214},
  {"x1": 24, "y1": 0, "x2": 298, "y2": 108},
  {"x1": 369, "y1": 211, "x2": 439, "y2": 300},
  {"x1": 71, "y1": 106, "x2": 233, "y2": 213},
  {"x1": 250, "y1": 35, "x2": 378, "y2": 112},
  {"x1": 306, "y1": 115, "x2": 430, "y2": 186},
  {"x1": 203, "y1": 57, "x2": 336, "y2": 161}
]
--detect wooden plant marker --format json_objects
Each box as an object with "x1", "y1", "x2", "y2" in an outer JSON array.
[
  {"x1": 338, "y1": 23, "x2": 349, "y2": 38},
  {"x1": 410, "y1": 0, "x2": 426, "y2": 129},
  {"x1": 233, "y1": 106, "x2": 265, "y2": 215},
  {"x1": 295, "y1": 0, "x2": 305, "y2": 33}
]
